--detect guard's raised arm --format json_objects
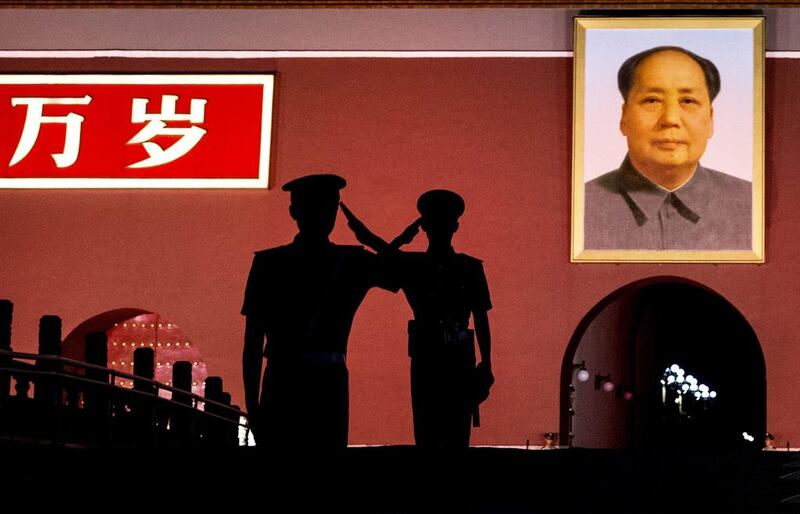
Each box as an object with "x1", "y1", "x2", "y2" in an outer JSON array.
[
  {"x1": 389, "y1": 218, "x2": 422, "y2": 249},
  {"x1": 340, "y1": 202, "x2": 391, "y2": 252}
]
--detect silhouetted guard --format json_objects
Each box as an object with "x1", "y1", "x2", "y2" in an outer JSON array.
[{"x1": 341, "y1": 190, "x2": 494, "y2": 449}]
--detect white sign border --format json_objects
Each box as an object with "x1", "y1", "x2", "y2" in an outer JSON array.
[{"x1": 0, "y1": 73, "x2": 274, "y2": 189}]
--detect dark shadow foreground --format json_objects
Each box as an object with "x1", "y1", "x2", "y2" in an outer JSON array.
[{"x1": 1, "y1": 444, "x2": 797, "y2": 513}]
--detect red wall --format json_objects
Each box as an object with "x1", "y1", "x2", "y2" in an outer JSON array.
[{"x1": 1, "y1": 57, "x2": 799, "y2": 446}]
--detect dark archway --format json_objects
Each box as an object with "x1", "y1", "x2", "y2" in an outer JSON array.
[{"x1": 560, "y1": 276, "x2": 765, "y2": 450}]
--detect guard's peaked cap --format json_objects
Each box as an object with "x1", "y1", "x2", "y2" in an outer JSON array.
[
  {"x1": 417, "y1": 189, "x2": 465, "y2": 221},
  {"x1": 282, "y1": 174, "x2": 346, "y2": 195}
]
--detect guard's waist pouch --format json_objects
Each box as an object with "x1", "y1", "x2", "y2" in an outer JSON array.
[{"x1": 407, "y1": 320, "x2": 474, "y2": 358}]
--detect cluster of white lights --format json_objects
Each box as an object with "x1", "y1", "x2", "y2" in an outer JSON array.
[
  {"x1": 112, "y1": 341, "x2": 191, "y2": 348},
  {"x1": 111, "y1": 360, "x2": 202, "y2": 368},
  {"x1": 661, "y1": 364, "x2": 717, "y2": 400},
  {"x1": 112, "y1": 380, "x2": 205, "y2": 388},
  {"x1": 114, "y1": 322, "x2": 174, "y2": 329}
]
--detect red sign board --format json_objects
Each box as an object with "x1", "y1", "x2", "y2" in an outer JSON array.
[{"x1": 0, "y1": 75, "x2": 273, "y2": 188}]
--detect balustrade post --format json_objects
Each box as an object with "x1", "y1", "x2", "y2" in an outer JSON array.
[
  {"x1": 0, "y1": 300, "x2": 12, "y2": 403},
  {"x1": 221, "y1": 391, "x2": 238, "y2": 447},
  {"x1": 132, "y1": 347, "x2": 156, "y2": 446},
  {"x1": 132, "y1": 347, "x2": 155, "y2": 394},
  {"x1": 85, "y1": 331, "x2": 110, "y2": 445},
  {"x1": 15, "y1": 376, "x2": 30, "y2": 399},
  {"x1": 203, "y1": 376, "x2": 224, "y2": 446},
  {"x1": 204, "y1": 376, "x2": 223, "y2": 414},
  {"x1": 35, "y1": 315, "x2": 62, "y2": 442},
  {"x1": 35, "y1": 315, "x2": 62, "y2": 404},
  {"x1": 172, "y1": 361, "x2": 192, "y2": 405},
  {"x1": 167, "y1": 360, "x2": 194, "y2": 446}
]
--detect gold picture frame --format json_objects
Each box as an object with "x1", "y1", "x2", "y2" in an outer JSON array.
[{"x1": 571, "y1": 17, "x2": 765, "y2": 263}]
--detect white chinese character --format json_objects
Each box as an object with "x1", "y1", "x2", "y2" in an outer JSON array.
[
  {"x1": 9, "y1": 96, "x2": 92, "y2": 168},
  {"x1": 127, "y1": 95, "x2": 207, "y2": 168}
]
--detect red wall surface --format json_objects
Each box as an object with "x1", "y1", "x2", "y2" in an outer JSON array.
[{"x1": 1, "y1": 56, "x2": 799, "y2": 446}]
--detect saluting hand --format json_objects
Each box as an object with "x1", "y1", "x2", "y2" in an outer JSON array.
[
  {"x1": 340, "y1": 202, "x2": 388, "y2": 251},
  {"x1": 390, "y1": 218, "x2": 422, "y2": 249}
]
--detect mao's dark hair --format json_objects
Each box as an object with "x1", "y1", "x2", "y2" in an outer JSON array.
[{"x1": 617, "y1": 46, "x2": 721, "y2": 102}]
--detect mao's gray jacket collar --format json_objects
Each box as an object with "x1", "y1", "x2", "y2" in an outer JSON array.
[{"x1": 616, "y1": 156, "x2": 710, "y2": 226}]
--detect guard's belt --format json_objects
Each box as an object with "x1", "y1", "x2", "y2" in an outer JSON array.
[
  {"x1": 303, "y1": 351, "x2": 346, "y2": 364},
  {"x1": 407, "y1": 319, "x2": 474, "y2": 358},
  {"x1": 268, "y1": 351, "x2": 346, "y2": 365}
]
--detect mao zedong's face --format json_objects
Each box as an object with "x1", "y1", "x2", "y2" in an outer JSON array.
[{"x1": 620, "y1": 50, "x2": 715, "y2": 189}]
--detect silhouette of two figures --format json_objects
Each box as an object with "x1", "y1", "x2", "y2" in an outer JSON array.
[{"x1": 242, "y1": 174, "x2": 493, "y2": 450}]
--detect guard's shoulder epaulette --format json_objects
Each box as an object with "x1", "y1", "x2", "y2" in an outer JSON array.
[
  {"x1": 457, "y1": 252, "x2": 484, "y2": 265},
  {"x1": 254, "y1": 244, "x2": 291, "y2": 257}
]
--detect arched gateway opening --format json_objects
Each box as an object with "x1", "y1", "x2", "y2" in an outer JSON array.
[
  {"x1": 62, "y1": 309, "x2": 209, "y2": 399},
  {"x1": 560, "y1": 277, "x2": 765, "y2": 450}
]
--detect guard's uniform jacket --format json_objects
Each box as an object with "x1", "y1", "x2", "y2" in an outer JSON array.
[
  {"x1": 390, "y1": 248, "x2": 492, "y2": 448},
  {"x1": 241, "y1": 235, "x2": 395, "y2": 448}
]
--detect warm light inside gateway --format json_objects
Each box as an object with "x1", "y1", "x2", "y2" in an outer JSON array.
[{"x1": 107, "y1": 313, "x2": 208, "y2": 399}]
